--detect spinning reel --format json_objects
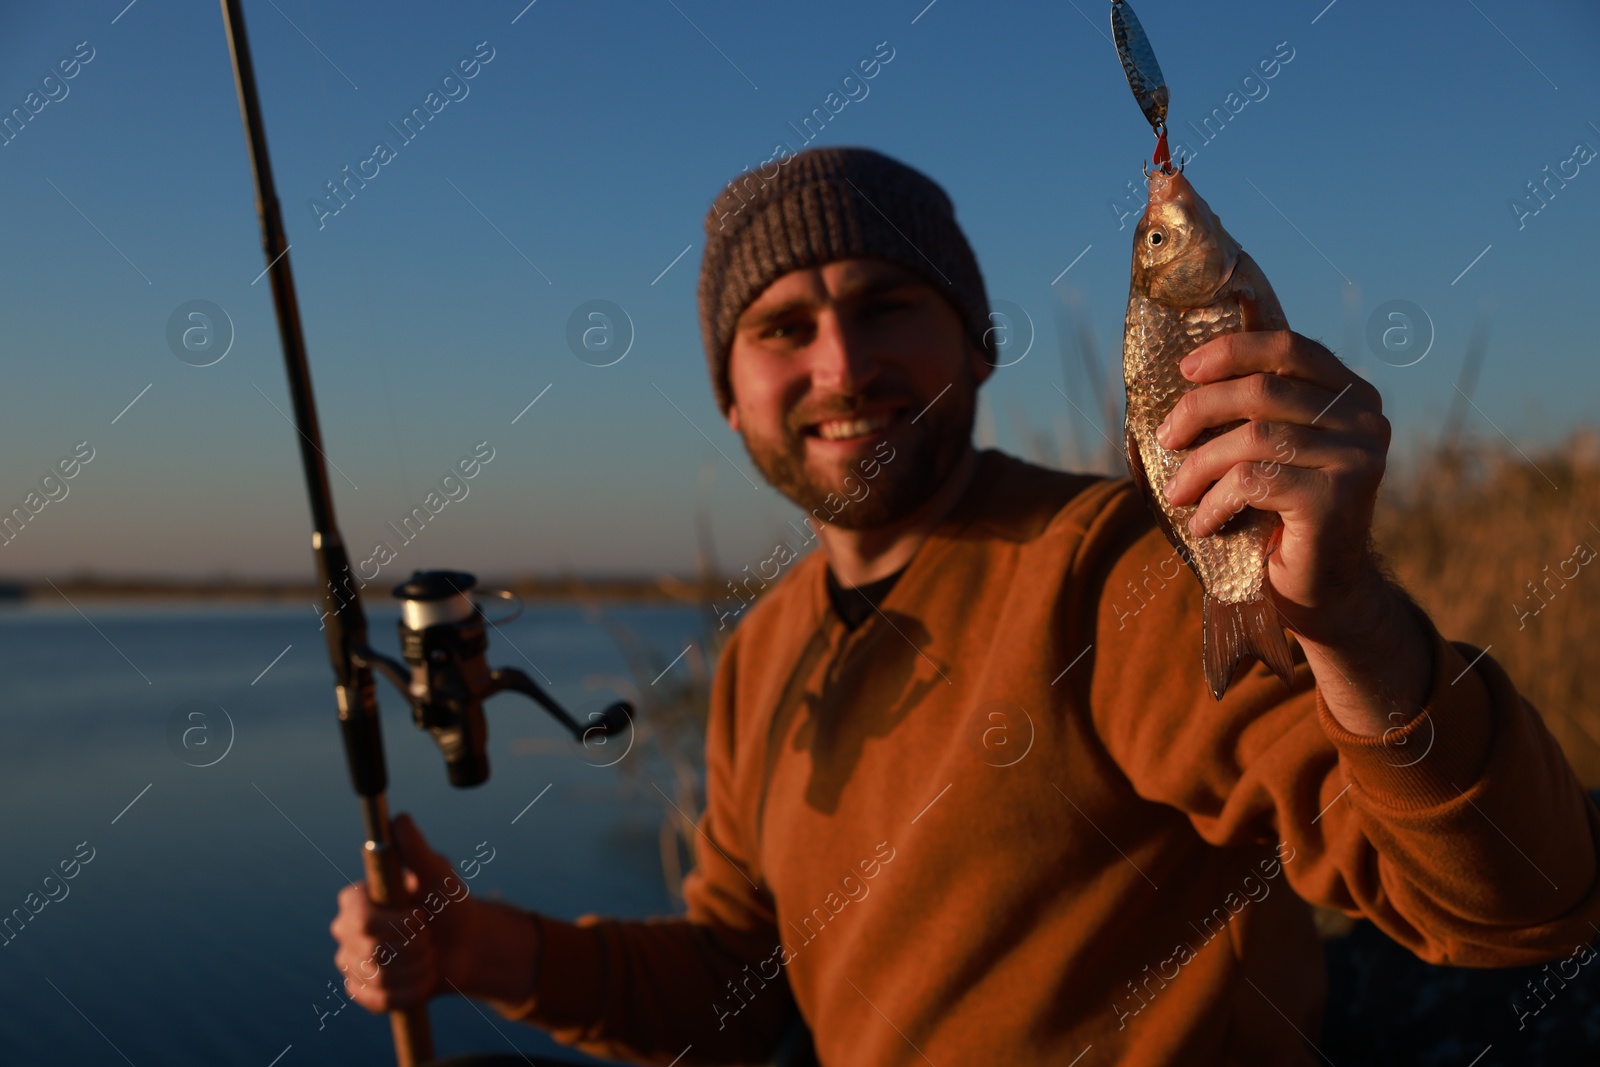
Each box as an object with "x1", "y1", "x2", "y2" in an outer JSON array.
[{"x1": 354, "y1": 569, "x2": 633, "y2": 788}]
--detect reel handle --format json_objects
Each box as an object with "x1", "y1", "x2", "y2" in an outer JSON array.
[{"x1": 486, "y1": 668, "x2": 634, "y2": 742}]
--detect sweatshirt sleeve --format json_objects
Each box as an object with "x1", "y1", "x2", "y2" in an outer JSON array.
[
  {"x1": 1078, "y1": 488, "x2": 1600, "y2": 966},
  {"x1": 489, "y1": 627, "x2": 798, "y2": 1063}
]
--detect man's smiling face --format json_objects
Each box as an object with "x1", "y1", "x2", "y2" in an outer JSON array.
[{"x1": 725, "y1": 258, "x2": 987, "y2": 529}]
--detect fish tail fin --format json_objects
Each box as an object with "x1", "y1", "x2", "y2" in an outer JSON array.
[{"x1": 1202, "y1": 593, "x2": 1295, "y2": 700}]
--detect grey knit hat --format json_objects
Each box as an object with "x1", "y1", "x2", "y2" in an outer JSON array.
[{"x1": 697, "y1": 146, "x2": 993, "y2": 414}]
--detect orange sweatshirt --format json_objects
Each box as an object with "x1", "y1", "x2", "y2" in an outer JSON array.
[{"x1": 493, "y1": 449, "x2": 1600, "y2": 1065}]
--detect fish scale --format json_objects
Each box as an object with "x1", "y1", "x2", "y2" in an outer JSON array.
[{"x1": 1123, "y1": 284, "x2": 1273, "y2": 607}]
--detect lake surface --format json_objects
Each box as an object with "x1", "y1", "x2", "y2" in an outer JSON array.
[{"x1": 0, "y1": 601, "x2": 709, "y2": 1066}]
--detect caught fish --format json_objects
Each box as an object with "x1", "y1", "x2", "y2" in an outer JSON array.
[
  {"x1": 1121, "y1": 168, "x2": 1296, "y2": 699},
  {"x1": 1109, "y1": 0, "x2": 1293, "y2": 698}
]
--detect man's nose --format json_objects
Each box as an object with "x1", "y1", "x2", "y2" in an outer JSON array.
[{"x1": 809, "y1": 311, "x2": 881, "y2": 394}]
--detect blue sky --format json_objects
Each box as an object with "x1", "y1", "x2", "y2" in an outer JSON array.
[{"x1": 0, "y1": 0, "x2": 1595, "y2": 580}]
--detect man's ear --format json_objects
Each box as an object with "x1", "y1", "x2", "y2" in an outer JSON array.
[
  {"x1": 968, "y1": 338, "x2": 994, "y2": 387},
  {"x1": 724, "y1": 342, "x2": 744, "y2": 432}
]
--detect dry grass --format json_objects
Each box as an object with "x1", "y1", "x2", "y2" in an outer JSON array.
[
  {"x1": 1373, "y1": 430, "x2": 1600, "y2": 787},
  {"x1": 565, "y1": 559, "x2": 727, "y2": 902}
]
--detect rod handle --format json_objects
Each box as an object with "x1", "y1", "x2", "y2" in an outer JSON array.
[{"x1": 363, "y1": 840, "x2": 436, "y2": 1066}]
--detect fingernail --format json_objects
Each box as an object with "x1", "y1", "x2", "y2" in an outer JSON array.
[{"x1": 1155, "y1": 418, "x2": 1170, "y2": 446}]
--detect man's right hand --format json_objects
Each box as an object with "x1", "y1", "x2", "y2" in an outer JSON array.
[{"x1": 329, "y1": 813, "x2": 541, "y2": 1012}]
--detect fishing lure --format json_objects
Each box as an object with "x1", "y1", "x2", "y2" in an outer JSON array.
[{"x1": 1111, "y1": 0, "x2": 1173, "y2": 172}]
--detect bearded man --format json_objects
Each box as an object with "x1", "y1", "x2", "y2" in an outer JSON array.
[{"x1": 330, "y1": 147, "x2": 1600, "y2": 1066}]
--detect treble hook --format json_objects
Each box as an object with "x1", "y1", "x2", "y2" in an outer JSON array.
[
  {"x1": 1141, "y1": 155, "x2": 1186, "y2": 178},
  {"x1": 1139, "y1": 150, "x2": 1190, "y2": 179}
]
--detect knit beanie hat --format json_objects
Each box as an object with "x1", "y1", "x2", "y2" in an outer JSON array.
[{"x1": 697, "y1": 146, "x2": 993, "y2": 414}]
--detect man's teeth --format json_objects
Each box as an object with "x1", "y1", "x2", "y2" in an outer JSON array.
[{"x1": 816, "y1": 412, "x2": 894, "y2": 441}]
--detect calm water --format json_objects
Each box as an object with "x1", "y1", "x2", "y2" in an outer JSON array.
[{"x1": 0, "y1": 601, "x2": 708, "y2": 1065}]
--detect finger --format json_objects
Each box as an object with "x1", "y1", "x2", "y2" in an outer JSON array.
[
  {"x1": 345, "y1": 976, "x2": 385, "y2": 1013},
  {"x1": 335, "y1": 950, "x2": 384, "y2": 1007},
  {"x1": 1182, "y1": 332, "x2": 1376, "y2": 410},
  {"x1": 392, "y1": 813, "x2": 449, "y2": 882},
  {"x1": 335, "y1": 947, "x2": 375, "y2": 985},
  {"x1": 352, "y1": 976, "x2": 434, "y2": 1013},
  {"x1": 375, "y1": 940, "x2": 439, "y2": 1007},
  {"x1": 336, "y1": 937, "x2": 436, "y2": 1002},
  {"x1": 343, "y1": 968, "x2": 433, "y2": 1013},
  {"x1": 330, "y1": 883, "x2": 372, "y2": 941},
  {"x1": 1157, "y1": 373, "x2": 1345, "y2": 450},
  {"x1": 341, "y1": 901, "x2": 426, "y2": 946},
  {"x1": 343, "y1": 974, "x2": 385, "y2": 1013},
  {"x1": 337, "y1": 882, "x2": 370, "y2": 915},
  {"x1": 1164, "y1": 421, "x2": 1325, "y2": 507},
  {"x1": 392, "y1": 811, "x2": 431, "y2": 849},
  {"x1": 1188, "y1": 459, "x2": 1325, "y2": 538},
  {"x1": 334, "y1": 933, "x2": 388, "y2": 978}
]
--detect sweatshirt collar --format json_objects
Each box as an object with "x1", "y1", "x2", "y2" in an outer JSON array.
[{"x1": 805, "y1": 447, "x2": 1005, "y2": 633}]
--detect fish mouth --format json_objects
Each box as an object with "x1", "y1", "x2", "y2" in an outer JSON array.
[{"x1": 1146, "y1": 166, "x2": 1195, "y2": 202}]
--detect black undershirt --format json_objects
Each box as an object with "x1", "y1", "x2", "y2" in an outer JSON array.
[{"x1": 825, "y1": 564, "x2": 908, "y2": 631}]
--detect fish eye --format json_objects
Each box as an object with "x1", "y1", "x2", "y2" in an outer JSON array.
[{"x1": 1149, "y1": 230, "x2": 1165, "y2": 247}]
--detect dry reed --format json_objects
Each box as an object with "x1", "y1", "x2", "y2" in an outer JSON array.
[{"x1": 1374, "y1": 430, "x2": 1600, "y2": 786}]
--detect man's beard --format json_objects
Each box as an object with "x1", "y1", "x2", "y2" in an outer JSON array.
[{"x1": 736, "y1": 369, "x2": 976, "y2": 531}]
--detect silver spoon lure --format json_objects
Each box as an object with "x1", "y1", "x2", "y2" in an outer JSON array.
[{"x1": 1110, "y1": 0, "x2": 1178, "y2": 174}]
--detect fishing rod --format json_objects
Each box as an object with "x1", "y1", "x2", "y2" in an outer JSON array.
[{"x1": 216, "y1": 3, "x2": 631, "y2": 1063}]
